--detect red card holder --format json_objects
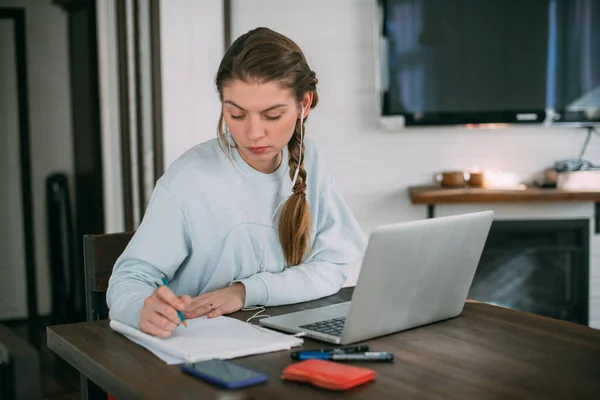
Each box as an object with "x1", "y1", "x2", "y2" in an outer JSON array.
[{"x1": 281, "y1": 359, "x2": 376, "y2": 391}]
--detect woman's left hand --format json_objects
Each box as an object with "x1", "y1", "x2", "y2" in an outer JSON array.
[{"x1": 184, "y1": 283, "x2": 246, "y2": 319}]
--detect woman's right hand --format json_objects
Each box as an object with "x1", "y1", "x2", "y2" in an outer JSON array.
[{"x1": 139, "y1": 285, "x2": 191, "y2": 337}]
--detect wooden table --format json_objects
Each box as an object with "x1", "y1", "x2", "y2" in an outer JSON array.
[
  {"x1": 408, "y1": 185, "x2": 600, "y2": 232},
  {"x1": 47, "y1": 287, "x2": 600, "y2": 399}
]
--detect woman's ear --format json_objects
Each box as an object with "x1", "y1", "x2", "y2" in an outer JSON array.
[{"x1": 300, "y1": 92, "x2": 313, "y2": 118}]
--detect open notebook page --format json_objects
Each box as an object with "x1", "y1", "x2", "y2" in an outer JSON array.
[{"x1": 110, "y1": 316, "x2": 303, "y2": 365}]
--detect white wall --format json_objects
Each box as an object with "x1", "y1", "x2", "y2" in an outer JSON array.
[
  {"x1": 160, "y1": 0, "x2": 224, "y2": 168},
  {"x1": 159, "y1": 0, "x2": 600, "y2": 327},
  {"x1": 0, "y1": 0, "x2": 73, "y2": 318}
]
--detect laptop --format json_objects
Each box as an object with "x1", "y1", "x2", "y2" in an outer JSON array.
[{"x1": 259, "y1": 211, "x2": 494, "y2": 344}]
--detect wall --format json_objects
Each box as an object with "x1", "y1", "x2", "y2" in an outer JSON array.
[
  {"x1": 0, "y1": 18, "x2": 27, "y2": 318},
  {"x1": 158, "y1": 0, "x2": 600, "y2": 327},
  {"x1": 160, "y1": 0, "x2": 224, "y2": 168},
  {"x1": 0, "y1": 0, "x2": 73, "y2": 318}
]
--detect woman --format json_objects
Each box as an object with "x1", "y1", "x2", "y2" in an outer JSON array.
[{"x1": 106, "y1": 27, "x2": 367, "y2": 337}]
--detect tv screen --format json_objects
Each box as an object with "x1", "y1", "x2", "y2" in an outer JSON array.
[{"x1": 379, "y1": 0, "x2": 600, "y2": 126}]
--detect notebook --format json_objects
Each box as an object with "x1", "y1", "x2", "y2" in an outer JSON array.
[{"x1": 109, "y1": 316, "x2": 303, "y2": 365}]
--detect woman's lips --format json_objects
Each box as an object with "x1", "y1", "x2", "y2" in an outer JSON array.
[{"x1": 247, "y1": 146, "x2": 269, "y2": 154}]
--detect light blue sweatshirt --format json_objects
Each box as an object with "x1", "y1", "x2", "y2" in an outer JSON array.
[{"x1": 106, "y1": 137, "x2": 368, "y2": 329}]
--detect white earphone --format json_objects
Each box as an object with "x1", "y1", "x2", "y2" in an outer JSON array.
[
  {"x1": 290, "y1": 105, "x2": 305, "y2": 189},
  {"x1": 225, "y1": 120, "x2": 235, "y2": 165}
]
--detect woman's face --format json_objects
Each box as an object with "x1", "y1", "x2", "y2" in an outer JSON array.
[{"x1": 222, "y1": 79, "x2": 310, "y2": 174}]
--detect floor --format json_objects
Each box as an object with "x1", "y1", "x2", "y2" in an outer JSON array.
[{"x1": 5, "y1": 319, "x2": 80, "y2": 400}]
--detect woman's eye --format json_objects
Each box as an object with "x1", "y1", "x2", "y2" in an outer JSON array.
[
  {"x1": 265, "y1": 115, "x2": 282, "y2": 121},
  {"x1": 230, "y1": 114, "x2": 246, "y2": 120}
]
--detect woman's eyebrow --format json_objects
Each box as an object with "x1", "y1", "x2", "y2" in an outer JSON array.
[{"x1": 224, "y1": 100, "x2": 288, "y2": 112}]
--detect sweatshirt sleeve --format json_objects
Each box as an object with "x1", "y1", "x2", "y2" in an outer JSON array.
[
  {"x1": 238, "y1": 177, "x2": 368, "y2": 307},
  {"x1": 106, "y1": 183, "x2": 190, "y2": 328}
]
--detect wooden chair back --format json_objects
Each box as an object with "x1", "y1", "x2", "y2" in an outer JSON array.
[{"x1": 82, "y1": 232, "x2": 134, "y2": 321}]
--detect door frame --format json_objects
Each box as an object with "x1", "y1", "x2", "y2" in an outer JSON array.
[{"x1": 0, "y1": 8, "x2": 39, "y2": 331}]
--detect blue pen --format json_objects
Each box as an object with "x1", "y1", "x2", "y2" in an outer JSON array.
[
  {"x1": 297, "y1": 352, "x2": 393, "y2": 362},
  {"x1": 159, "y1": 274, "x2": 187, "y2": 327},
  {"x1": 291, "y1": 345, "x2": 369, "y2": 360}
]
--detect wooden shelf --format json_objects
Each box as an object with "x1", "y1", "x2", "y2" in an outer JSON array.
[{"x1": 409, "y1": 185, "x2": 600, "y2": 205}]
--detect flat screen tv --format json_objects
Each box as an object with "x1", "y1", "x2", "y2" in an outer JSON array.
[{"x1": 377, "y1": 0, "x2": 600, "y2": 128}]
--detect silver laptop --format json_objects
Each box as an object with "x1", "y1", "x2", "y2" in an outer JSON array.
[{"x1": 259, "y1": 211, "x2": 494, "y2": 344}]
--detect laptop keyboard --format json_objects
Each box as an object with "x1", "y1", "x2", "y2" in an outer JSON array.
[{"x1": 299, "y1": 316, "x2": 346, "y2": 336}]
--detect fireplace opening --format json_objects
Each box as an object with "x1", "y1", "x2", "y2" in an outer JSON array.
[{"x1": 469, "y1": 219, "x2": 590, "y2": 325}]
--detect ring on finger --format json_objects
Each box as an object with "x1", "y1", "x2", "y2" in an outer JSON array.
[{"x1": 209, "y1": 302, "x2": 216, "y2": 311}]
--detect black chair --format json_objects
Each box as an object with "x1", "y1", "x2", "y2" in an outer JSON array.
[{"x1": 81, "y1": 232, "x2": 133, "y2": 399}]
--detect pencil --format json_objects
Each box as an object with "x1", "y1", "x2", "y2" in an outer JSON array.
[{"x1": 159, "y1": 274, "x2": 187, "y2": 327}]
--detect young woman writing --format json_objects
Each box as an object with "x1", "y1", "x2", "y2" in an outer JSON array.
[{"x1": 106, "y1": 27, "x2": 367, "y2": 337}]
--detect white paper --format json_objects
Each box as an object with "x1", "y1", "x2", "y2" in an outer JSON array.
[{"x1": 110, "y1": 316, "x2": 303, "y2": 365}]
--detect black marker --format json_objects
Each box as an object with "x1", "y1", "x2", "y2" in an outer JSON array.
[{"x1": 297, "y1": 352, "x2": 394, "y2": 362}]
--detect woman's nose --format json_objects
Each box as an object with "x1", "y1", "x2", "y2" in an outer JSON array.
[{"x1": 246, "y1": 116, "x2": 266, "y2": 141}]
